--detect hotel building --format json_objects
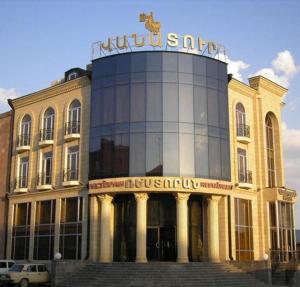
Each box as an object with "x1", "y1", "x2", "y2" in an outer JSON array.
[{"x1": 4, "y1": 51, "x2": 297, "y2": 265}]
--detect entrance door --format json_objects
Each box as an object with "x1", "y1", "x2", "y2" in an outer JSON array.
[
  {"x1": 160, "y1": 227, "x2": 176, "y2": 261},
  {"x1": 147, "y1": 226, "x2": 176, "y2": 261},
  {"x1": 147, "y1": 227, "x2": 159, "y2": 261}
]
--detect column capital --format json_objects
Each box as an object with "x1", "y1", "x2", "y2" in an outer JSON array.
[
  {"x1": 134, "y1": 193, "x2": 149, "y2": 201},
  {"x1": 207, "y1": 195, "x2": 222, "y2": 203},
  {"x1": 174, "y1": 192, "x2": 190, "y2": 201},
  {"x1": 98, "y1": 194, "x2": 114, "y2": 203}
]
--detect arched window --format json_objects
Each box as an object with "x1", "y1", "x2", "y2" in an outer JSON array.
[
  {"x1": 236, "y1": 103, "x2": 248, "y2": 137},
  {"x1": 265, "y1": 114, "x2": 275, "y2": 187},
  {"x1": 20, "y1": 115, "x2": 31, "y2": 146},
  {"x1": 43, "y1": 108, "x2": 55, "y2": 140},
  {"x1": 67, "y1": 100, "x2": 81, "y2": 134}
]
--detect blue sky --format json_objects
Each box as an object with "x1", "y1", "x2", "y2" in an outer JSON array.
[{"x1": 0, "y1": 0, "x2": 300, "y2": 227}]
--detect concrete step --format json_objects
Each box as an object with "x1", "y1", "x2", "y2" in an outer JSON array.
[{"x1": 56, "y1": 262, "x2": 272, "y2": 287}]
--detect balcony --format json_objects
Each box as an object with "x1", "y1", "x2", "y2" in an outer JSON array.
[
  {"x1": 62, "y1": 169, "x2": 79, "y2": 187},
  {"x1": 236, "y1": 124, "x2": 251, "y2": 144},
  {"x1": 64, "y1": 121, "x2": 80, "y2": 141},
  {"x1": 36, "y1": 173, "x2": 52, "y2": 190},
  {"x1": 14, "y1": 177, "x2": 28, "y2": 193},
  {"x1": 16, "y1": 134, "x2": 31, "y2": 152},
  {"x1": 39, "y1": 128, "x2": 54, "y2": 147},
  {"x1": 238, "y1": 170, "x2": 253, "y2": 189}
]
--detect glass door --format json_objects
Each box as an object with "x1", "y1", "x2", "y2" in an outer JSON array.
[{"x1": 147, "y1": 227, "x2": 159, "y2": 261}]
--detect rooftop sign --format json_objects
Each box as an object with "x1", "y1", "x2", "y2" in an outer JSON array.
[{"x1": 91, "y1": 12, "x2": 226, "y2": 60}]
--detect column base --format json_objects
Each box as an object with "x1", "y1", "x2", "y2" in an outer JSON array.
[
  {"x1": 177, "y1": 258, "x2": 189, "y2": 263},
  {"x1": 136, "y1": 258, "x2": 148, "y2": 263},
  {"x1": 209, "y1": 258, "x2": 221, "y2": 263},
  {"x1": 99, "y1": 258, "x2": 112, "y2": 263}
]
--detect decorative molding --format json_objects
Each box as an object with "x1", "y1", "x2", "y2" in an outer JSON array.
[
  {"x1": 98, "y1": 194, "x2": 114, "y2": 203},
  {"x1": 248, "y1": 76, "x2": 287, "y2": 97},
  {"x1": 228, "y1": 78, "x2": 256, "y2": 98},
  {"x1": 11, "y1": 77, "x2": 90, "y2": 109},
  {"x1": 134, "y1": 193, "x2": 149, "y2": 201},
  {"x1": 174, "y1": 192, "x2": 190, "y2": 201}
]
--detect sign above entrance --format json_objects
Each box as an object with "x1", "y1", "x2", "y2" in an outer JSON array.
[
  {"x1": 91, "y1": 12, "x2": 226, "y2": 60},
  {"x1": 89, "y1": 176, "x2": 233, "y2": 195}
]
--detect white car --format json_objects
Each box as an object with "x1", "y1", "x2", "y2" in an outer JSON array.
[
  {"x1": 1, "y1": 263, "x2": 50, "y2": 287},
  {"x1": 0, "y1": 260, "x2": 15, "y2": 276}
]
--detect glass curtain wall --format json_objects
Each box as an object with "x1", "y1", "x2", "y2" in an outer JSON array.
[
  {"x1": 12, "y1": 203, "x2": 31, "y2": 259},
  {"x1": 90, "y1": 52, "x2": 230, "y2": 181}
]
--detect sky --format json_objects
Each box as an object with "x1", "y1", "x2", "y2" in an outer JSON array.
[{"x1": 0, "y1": 0, "x2": 300, "y2": 228}]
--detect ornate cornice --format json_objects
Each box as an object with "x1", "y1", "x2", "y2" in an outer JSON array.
[
  {"x1": 10, "y1": 76, "x2": 90, "y2": 109},
  {"x1": 248, "y1": 76, "x2": 287, "y2": 97},
  {"x1": 228, "y1": 78, "x2": 256, "y2": 98}
]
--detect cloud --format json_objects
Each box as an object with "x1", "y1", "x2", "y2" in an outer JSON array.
[
  {"x1": 216, "y1": 53, "x2": 250, "y2": 82},
  {"x1": 0, "y1": 88, "x2": 20, "y2": 113},
  {"x1": 251, "y1": 50, "x2": 300, "y2": 87},
  {"x1": 282, "y1": 122, "x2": 300, "y2": 228}
]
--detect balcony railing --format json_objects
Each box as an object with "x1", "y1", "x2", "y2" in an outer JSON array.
[
  {"x1": 17, "y1": 134, "x2": 31, "y2": 147},
  {"x1": 37, "y1": 172, "x2": 52, "y2": 186},
  {"x1": 237, "y1": 124, "x2": 250, "y2": 138},
  {"x1": 39, "y1": 128, "x2": 54, "y2": 141},
  {"x1": 238, "y1": 170, "x2": 253, "y2": 184},
  {"x1": 14, "y1": 176, "x2": 28, "y2": 189},
  {"x1": 65, "y1": 121, "x2": 80, "y2": 135},
  {"x1": 64, "y1": 168, "x2": 79, "y2": 182}
]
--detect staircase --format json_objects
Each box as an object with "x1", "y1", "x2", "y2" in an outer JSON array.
[{"x1": 55, "y1": 262, "x2": 274, "y2": 287}]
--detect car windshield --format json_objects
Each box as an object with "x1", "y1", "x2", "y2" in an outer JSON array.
[{"x1": 9, "y1": 264, "x2": 24, "y2": 272}]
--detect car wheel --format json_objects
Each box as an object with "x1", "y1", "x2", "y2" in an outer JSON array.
[{"x1": 19, "y1": 279, "x2": 29, "y2": 287}]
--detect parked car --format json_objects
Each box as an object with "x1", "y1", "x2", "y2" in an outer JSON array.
[
  {"x1": 0, "y1": 261, "x2": 15, "y2": 276},
  {"x1": 0, "y1": 263, "x2": 50, "y2": 287}
]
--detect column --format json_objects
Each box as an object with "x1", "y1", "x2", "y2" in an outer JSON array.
[
  {"x1": 81, "y1": 194, "x2": 89, "y2": 260},
  {"x1": 175, "y1": 192, "x2": 190, "y2": 263},
  {"x1": 29, "y1": 201, "x2": 36, "y2": 260},
  {"x1": 54, "y1": 198, "x2": 61, "y2": 256},
  {"x1": 135, "y1": 193, "x2": 149, "y2": 263},
  {"x1": 89, "y1": 195, "x2": 99, "y2": 261},
  {"x1": 207, "y1": 195, "x2": 222, "y2": 262},
  {"x1": 6, "y1": 201, "x2": 14, "y2": 259},
  {"x1": 99, "y1": 194, "x2": 113, "y2": 262}
]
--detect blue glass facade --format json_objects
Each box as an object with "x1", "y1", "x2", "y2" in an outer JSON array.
[{"x1": 89, "y1": 51, "x2": 230, "y2": 180}]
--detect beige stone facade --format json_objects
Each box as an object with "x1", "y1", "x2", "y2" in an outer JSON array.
[{"x1": 6, "y1": 73, "x2": 91, "y2": 260}]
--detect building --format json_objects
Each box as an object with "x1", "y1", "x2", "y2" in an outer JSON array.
[
  {"x1": 4, "y1": 50, "x2": 297, "y2": 265},
  {"x1": 6, "y1": 68, "x2": 90, "y2": 260},
  {"x1": 0, "y1": 111, "x2": 13, "y2": 259}
]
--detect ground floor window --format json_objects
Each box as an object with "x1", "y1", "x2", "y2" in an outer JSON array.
[
  {"x1": 60, "y1": 197, "x2": 83, "y2": 259},
  {"x1": 34, "y1": 200, "x2": 56, "y2": 260},
  {"x1": 113, "y1": 194, "x2": 136, "y2": 261},
  {"x1": 269, "y1": 201, "x2": 296, "y2": 262},
  {"x1": 12, "y1": 202, "x2": 31, "y2": 260},
  {"x1": 235, "y1": 198, "x2": 254, "y2": 260}
]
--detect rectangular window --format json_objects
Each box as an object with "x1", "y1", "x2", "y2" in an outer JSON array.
[
  {"x1": 66, "y1": 146, "x2": 79, "y2": 181},
  {"x1": 60, "y1": 197, "x2": 83, "y2": 260},
  {"x1": 276, "y1": 201, "x2": 296, "y2": 262},
  {"x1": 34, "y1": 200, "x2": 56, "y2": 260},
  {"x1": 235, "y1": 198, "x2": 254, "y2": 261},
  {"x1": 12, "y1": 203, "x2": 31, "y2": 260},
  {"x1": 41, "y1": 152, "x2": 52, "y2": 185},
  {"x1": 19, "y1": 157, "x2": 29, "y2": 188},
  {"x1": 238, "y1": 148, "x2": 247, "y2": 182}
]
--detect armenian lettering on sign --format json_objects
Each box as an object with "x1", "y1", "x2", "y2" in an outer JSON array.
[
  {"x1": 89, "y1": 177, "x2": 233, "y2": 193},
  {"x1": 91, "y1": 12, "x2": 226, "y2": 60}
]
